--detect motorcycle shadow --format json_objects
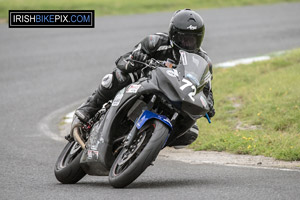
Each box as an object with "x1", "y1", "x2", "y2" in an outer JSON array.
[
  {"x1": 74, "y1": 177, "x2": 213, "y2": 189},
  {"x1": 129, "y1": 178, "x2": 214, "y2": 189}
]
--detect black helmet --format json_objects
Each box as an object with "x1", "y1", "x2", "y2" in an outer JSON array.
[{"x1": 169, "y1": 9, "x2": 205, "y2": 53}]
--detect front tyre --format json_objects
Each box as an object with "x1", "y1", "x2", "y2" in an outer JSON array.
[
  {"x1": 109, "y1": 120, "x2": 169, "y2": 188},
  {"x1": 54, "y1": 141, "x2": 86, "y2": 184}
]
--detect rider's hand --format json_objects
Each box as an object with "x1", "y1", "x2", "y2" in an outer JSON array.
[
  {"x1": 126, "y1": 51, "x2": 149, "y2": 71},
  {"x1": 207, "y1": 108, "x2": 215, "y2": 118},
  {"x1": 131, "y1": 51, "x2": 148, "y2": 63},
  {"x1": 125, "y1": 51, "x2": 149, "y2": 72}
]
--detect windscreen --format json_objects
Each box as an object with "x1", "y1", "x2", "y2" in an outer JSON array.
[{"x1": 178, "y1": 50, "x2": 211, "y2": 89}]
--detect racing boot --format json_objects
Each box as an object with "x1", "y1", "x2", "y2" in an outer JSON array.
[
  {"x1": 75, "y1": 69, "x2": 134, "y2": 123},
  {"x1": 170, "y1": 124, "x2": 199, "y2": 149},
  {"x1": 75, "y1": 89, "x2": 109, "y2": 123},
  {"x1": 66, "y1": 86, "x2": 110, "y2": 142},
  {"x1": 75, "y1": 75, "x2": 117, "y2": 123}
]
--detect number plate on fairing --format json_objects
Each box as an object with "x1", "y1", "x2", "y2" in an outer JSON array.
[{"x1": 112, "y1": 88, "x2": 125, "y2": 106}]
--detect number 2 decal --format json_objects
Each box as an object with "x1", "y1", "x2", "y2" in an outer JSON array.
[{"x1": 180, "y1": 79, "x2": 196, "y2": 101}]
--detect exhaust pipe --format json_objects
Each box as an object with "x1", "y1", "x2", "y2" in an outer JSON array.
[{"x1": 73, "y1": 127, "x2": 86, "y2": 149}]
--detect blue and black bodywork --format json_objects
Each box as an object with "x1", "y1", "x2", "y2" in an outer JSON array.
[{"x1": 80, "y1": 51, "x2": 211, "y2": 176}]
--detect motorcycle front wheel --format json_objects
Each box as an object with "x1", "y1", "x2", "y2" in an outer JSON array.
[
  {"x1": 108, "y1": 120, "x2": 169, "y2": 188},
  {"x1": 54, "y1": 141, "x2": 86, "y2": 184}
]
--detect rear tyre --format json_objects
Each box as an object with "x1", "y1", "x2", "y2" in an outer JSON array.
[
  {"x1": 54, "y1": 141, "x2": 86, "y2": 184},
  {"x1": 108, "y1": 120, "x2": 169, "y2": 188}
]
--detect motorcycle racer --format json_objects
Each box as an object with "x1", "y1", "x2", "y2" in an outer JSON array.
[{"x1": 72, "y1": 9, "x2": 215, "y2": 147}]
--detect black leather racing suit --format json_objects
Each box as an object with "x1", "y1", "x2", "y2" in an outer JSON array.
[{"x1": 74, "y1": 32, "x2": 215, "y2": 146}]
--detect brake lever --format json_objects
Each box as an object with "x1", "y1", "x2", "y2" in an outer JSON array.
[
  {"x1": 133, "y1": 58, "x2": 168, "y2": 77},
  {"x1": 130, "y1": 59, "x2": 149, "y2": 67},
  {"x1": 140, "y1": 59, "x2": 161, "y2": 77}
]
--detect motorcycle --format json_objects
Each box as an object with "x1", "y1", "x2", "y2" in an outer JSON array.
[{"x1": 54, "y1": 50, "x2": 212, "y2": 188}]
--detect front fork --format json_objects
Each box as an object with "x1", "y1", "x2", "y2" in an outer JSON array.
[
  {"x1": 124, "y1": 95, "x2": 157, "y2": 149},
  {"x1": 124, "y1": 111, "x2": 178, "y2": 149},
  {"x1": 123, "y1": 95, "x2": 176, "y2": 149}
]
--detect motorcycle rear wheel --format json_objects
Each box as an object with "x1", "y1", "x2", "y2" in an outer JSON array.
[
  {"x1": 108, "y1": 120, "x2": 169, "y2": 188},
  {"x1": 54, "y1": 141, "x2": 86, "y2": 184}
]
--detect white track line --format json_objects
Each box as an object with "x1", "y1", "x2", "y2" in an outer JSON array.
[
  {"x1": 38, "y1": 100, "x2": 83, "y2": 142},
  {"x1": 215, "y1": 56, "x2": 271, "y2": 68},
  {"x1": 65, "y1": 111, "x2": 75, "y2": 123}
]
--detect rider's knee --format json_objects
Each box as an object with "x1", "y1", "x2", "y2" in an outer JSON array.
[
  {"x1": 99, "y1": 69, "x2": 133, "y2": 94},
  {"x1": 101, "y1": 73, "x2": 114, "y2": 89},
  {"x1": 115, "y1": 68, "x2": 133, "y2": 85}
]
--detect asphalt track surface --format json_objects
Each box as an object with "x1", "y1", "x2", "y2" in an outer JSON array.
[{"x1": 1, "y1": 3, "x2": 300, "y2": 200}]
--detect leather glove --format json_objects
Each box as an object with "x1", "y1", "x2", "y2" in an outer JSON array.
[
  {"x1": 131, "y1": 51, "x2": 148, "y2": 63},
  {"x1": 126, "y1": 51, "x2": 149, "y2": 71},
  {"x1": 207, "y1": 108, "x2": 215, "y2": 118}
]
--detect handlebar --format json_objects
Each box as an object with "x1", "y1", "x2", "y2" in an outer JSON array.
[
  {"x1": 129, "y1": 58, "x2": 165, "y2": 77},
  {"x1": 130, "y1": 58, "x2": 172, "y2": 68}
]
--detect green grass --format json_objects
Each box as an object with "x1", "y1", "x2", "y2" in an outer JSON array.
[
  {"x1": 191, "y1": 49, "x2": 300, "y2": 161},
  {"x1": 1, "y1": 0, "x2": 300, "y2": 19}
]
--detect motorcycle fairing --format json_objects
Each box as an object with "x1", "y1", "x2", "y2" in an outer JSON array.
[
  {"x1": 80, "y1": 51, "x2": 211, "y2": 175},
  {"x1": 149, "y1": 67, "x2": 210, "y2": 119}
]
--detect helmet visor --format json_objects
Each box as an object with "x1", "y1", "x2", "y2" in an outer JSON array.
[{"x1": 173, "y1": 32, "x2": 202, "y2": 51}]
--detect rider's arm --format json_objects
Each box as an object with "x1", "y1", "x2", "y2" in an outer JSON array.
[
  {"x1": 203, "y1": 83, "x2": 214, "y2": 111},
  {"x1": 203, "y1": 66, "x2": 215, "y2": 118},
  {"x1": 200, "y1": 48, "x2": 215, "y2": 117},
  {"x1": 199, "y1": 47, "x2": 213, "y2": 79},
  {"x1": 115, "y1": 34, "x2": 163, "y2": 73}
]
